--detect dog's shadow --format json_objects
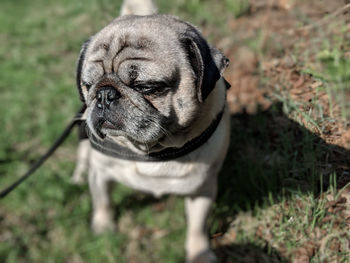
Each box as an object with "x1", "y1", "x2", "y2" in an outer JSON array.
[{"x1": 211, "y1": 102, "x2": 350, "y2": 262}]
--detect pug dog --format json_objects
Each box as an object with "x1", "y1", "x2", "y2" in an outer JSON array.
[{"x1": 73, "y1": 2, "x2": 230, "y2": 262}]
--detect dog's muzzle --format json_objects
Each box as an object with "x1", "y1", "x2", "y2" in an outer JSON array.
[{"x1": 96, "y1": 86, "x2": 121, "y2": 110}]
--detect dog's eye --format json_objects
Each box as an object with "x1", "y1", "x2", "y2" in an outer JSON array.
[{"x1": 132, "y1": 81, "x2": 167, "y2": 95}]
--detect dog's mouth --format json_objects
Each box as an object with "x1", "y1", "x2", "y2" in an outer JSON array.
[
  {"x1": 90, "y1": 118, "x2": 172, "y2": 154},
  {"x1": 95, "y1": 119, "x2": 114, "y2": 139},
  {"x1": 90, "y1": 114, "x2": 168, "y2": 153}
]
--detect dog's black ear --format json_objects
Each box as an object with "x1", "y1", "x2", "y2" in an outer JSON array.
[
  {"x1": 181, "y1": 32, "x2": 229, "y2": 102},
  {"x1": 76, "y1": 38, "x2": 91, "y2": 103}
]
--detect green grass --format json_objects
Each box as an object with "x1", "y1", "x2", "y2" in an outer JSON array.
[{"x1": 1, "y1": 0, "x2": 349, "y2": 262}]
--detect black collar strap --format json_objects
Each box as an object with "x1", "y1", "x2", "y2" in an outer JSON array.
[{"x1": 88, "y1": 107, "x2": 224, "y2": 162}]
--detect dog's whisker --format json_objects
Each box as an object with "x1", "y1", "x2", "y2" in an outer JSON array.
[{"x1": 144, "y1": 116, "x2": 173, "y2": 139}]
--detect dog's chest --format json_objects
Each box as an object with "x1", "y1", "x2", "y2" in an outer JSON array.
[{"x1": 90, "y1": 150, "x2": 210, "y2": 196}]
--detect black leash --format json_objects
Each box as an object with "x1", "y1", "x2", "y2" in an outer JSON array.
[{"x1": 0, "y1": 105, "x2": 86, "y2": 199}]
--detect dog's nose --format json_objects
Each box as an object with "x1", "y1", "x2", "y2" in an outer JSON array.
[{"x1": 96, "y1": 86, "x2": 120, "y2": 109}]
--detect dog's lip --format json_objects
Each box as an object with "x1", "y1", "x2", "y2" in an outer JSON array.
[
  {"x1": 103, "y1": 129, "x2": 163, "y2": 150},
  {"x1": 101, "y1": 120, "x2": 115, "y2": 129},
  {"x1": 95, "y1": 128, "x2": 106, "y2": 139},
  {"x1": 96, "y1": 120, "x2": 117, "y2": 140},
  {"x1": 94, "y1": 119, "x2": 111, "y2": 139}
]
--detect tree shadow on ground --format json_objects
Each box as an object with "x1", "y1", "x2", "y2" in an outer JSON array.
[{"x1": 211, "y1": 102, "x2": 350, "y2": 261}]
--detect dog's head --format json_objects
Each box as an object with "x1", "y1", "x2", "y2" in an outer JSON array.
[{"x1": 77, "y1": 15, "x2": 228, "y2": 150}]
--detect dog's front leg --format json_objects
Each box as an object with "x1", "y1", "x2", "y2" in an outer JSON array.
[
  {"x1": 185, "y1": 179, "x2": 217, "y2": 263},
  {"x1": 88, "y1": 169, "x2": 115, "y2": 233},
  {"x1": 72, "y1": 139, "x2": 90, "y2": 184}
]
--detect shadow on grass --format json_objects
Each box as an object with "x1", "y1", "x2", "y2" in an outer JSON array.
[
  {"x1": 215, "y1": 243, "x2": 286, "y2": 263},
  {"x1": 210, "y1": 102, "x2": 350, "y2": 260}
]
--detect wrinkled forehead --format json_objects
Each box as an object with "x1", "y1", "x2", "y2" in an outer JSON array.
[
  {"x1": 88, "y1": 16, "x2": 184, "y2": 60},
  {"x1": 82, "y1": 16, "x2": 188, "y2": 84}
]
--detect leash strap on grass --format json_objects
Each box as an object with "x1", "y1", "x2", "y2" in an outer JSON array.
[{"x1": 0, "y1": 105, "x2": 86, "y2": 199}]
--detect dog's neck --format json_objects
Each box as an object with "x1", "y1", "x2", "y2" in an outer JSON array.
[{"x1": 155, "y1": 78, "x2": 227, "y2": 150}]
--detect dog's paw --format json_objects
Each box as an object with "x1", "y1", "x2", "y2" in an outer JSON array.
[
  {"x1": 91, "y1": 212, "x2": 115, "y2": 234},
  {"x1": 187, "y1": 249, "x2": 217, "y2": 263}
]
